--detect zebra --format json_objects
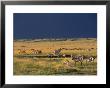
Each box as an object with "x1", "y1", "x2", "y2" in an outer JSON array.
[
  {"x1": 62, "y1": 54, "x2": 71, "y2": 58},
  {"x1": 47, "y1": 53, "x2": 54, "y2": 58},
  {"x1": 71, "y1": 55, "x2": 84, "y2": 66},
  {"x1": 62, "y1": 54, "x2": 66, "y2": 58},
  {"x1": 53, "y1": 48, "x2": 62, "y2": 57},
  {"x1": 86, "y1": 56, "x2": 96, "y2": 63}
]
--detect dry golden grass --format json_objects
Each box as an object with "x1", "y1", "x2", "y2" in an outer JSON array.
[
  {"x1": 14, "y1": 38, "x2": 97, "y2": 56},
  {"x1": 13, "y1": 38, "x2": 97, "y2": 75},
  {"x1": 14, "y1": 57, "x2": 97, "y2": 75}
]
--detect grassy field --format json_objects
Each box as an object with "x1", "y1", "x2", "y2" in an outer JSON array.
[{"x1": 14, "y1": 38, "x2": 97, "y2": 75}]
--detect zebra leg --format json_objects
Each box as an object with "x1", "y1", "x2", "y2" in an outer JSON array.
[
  {"x1": 80, "y1": 61, "x2": 83, "y2": 66},
  {"x1": 86, "y1": 60, "x2": 87, "y2": 65},
  {"x1": 93, "y1": 60, "x2": 94, "y2": 63},
  {"x1": 75, "y1": 61, "x2": 76, "y2": 66}
]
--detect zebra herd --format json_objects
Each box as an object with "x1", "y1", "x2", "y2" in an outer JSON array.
[
  {"x1": 48, "y1": 48, "x2": 96, "y2": 65},
  {"x1": 71, "y1": 55, "x2": 96, "y2": 66},
  {"x1": 48, "y1": 53, "x2": 96, "y2": 66},
  {"x1": 17, "y1": 48, "x2": 62, "y2": 55},
  {"x1": 17, "y1": 48, "x2": 96, "y2": 65}
]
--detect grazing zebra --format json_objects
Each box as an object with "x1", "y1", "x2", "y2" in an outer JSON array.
[
  {"x1": 86, "y1": 56, "x2": 96, "y2": 63},
  {"x1": 47, "y1": 53, "x2": 54, "y2": 58},
  {"x1": 62, "y1": 54, "x2": 71, "y2": 58},
  {"x1": 18, "y1": 49, "x2": 26, "y2": 54},
  {"x1": 53, "y1": 48, "x2": 62, "y2": 56},
  {"x1": 62, "y1": 54, "x2": 66, "y2": 58},
  {"x1": 71, "y1": 55, "x2": 84, "y2": 66}
]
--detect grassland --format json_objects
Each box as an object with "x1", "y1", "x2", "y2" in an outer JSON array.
[{"x1": 14, "y1": 38, "x2": 97, "y2": 75}]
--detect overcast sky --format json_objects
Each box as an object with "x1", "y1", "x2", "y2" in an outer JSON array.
[{"x1": 14, "y1": 13, "x2": 97, "y2": 39}]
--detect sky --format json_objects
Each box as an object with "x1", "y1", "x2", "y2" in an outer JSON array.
[{"x1": 14, "y1": 13, "x2": 97, "y2": 39}]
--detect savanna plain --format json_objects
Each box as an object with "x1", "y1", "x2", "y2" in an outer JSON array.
[{"x1": 14, "y1": 38, "x2": 97, "y2": 75}]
